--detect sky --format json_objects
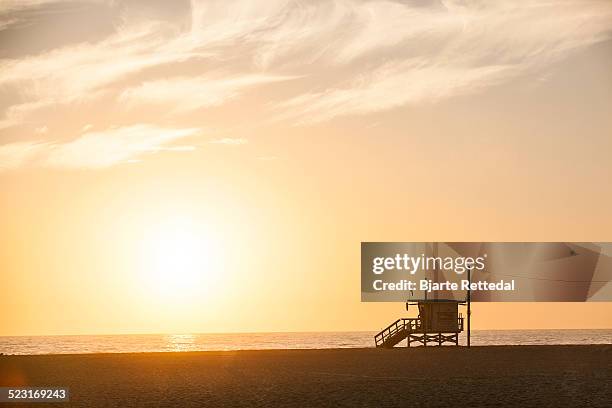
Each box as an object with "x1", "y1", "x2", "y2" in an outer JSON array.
[{"x1": 1, "y1": 0, "x2": 611, "y2": 336}]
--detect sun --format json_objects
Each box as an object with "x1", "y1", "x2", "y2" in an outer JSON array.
[{"x1": 138, "y1": 217, "x2": 219, "y2": 299}]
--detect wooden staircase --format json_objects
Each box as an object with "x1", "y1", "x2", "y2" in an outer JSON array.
[{"x1": 374, "y1": 318, "x2": 421, "y2": 348}]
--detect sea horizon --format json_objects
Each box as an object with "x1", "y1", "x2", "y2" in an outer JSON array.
[{"x1": 2, "y1": 329, "x2": 611, "y2": 355}]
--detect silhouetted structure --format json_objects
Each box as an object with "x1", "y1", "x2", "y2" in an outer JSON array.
[{"x1": 374, "y1": 300, "x2": 465, "y2": 347}]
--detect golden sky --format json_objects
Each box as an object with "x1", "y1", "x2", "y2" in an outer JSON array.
[{"x1": 1, "y1": 0, "x2": 611, "y2": 335}]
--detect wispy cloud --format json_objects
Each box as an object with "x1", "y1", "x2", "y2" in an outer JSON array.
[
  {"x1": 120, "y1": 74, "x2": 295, "y2": 113},
  {"x1": 0, "y1": 125, "x2": 200, "y2": 170},
  {"x1": 275, "y1": 0, "x2": 612, "y2": 122},
  {"x1": 0, "y1": 21, "x2": 183, "y2": 119},
  {"x1": 0, "y1": 0, "x2": 611, "y2": 169},
  {"x1": 279, "y1": 61, "x2": 511, "y2": 123},
  {"x1": 3, "y1": 0, "x2": 609, "y2": 125},
  {"x1": 257, "y1": 155, "x2": 280, "y2": 161},
  {"x1": 0, "y1": 141, "x2": 49, "y2": 171},
  {"x1": 209, "y1": 138, "x2": 248, "y2": 146},
  {"x1": 0, "y1": 0, "x2": 101, "y2": 14},
  {"x1": 0, "y1": 17, "x2": 19, "y2": 32},
  {"x1": 35, "y1": 126, "x2": 48, "y2": 134}
]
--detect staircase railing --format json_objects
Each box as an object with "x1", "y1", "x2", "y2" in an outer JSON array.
[{"x1": 374, "y1": 318, "x2": 421, "y2": 347}]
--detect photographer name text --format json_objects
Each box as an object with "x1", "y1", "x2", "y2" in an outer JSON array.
[{"x1": 372, "y1": 279, "x2": 515, "y2": 292}]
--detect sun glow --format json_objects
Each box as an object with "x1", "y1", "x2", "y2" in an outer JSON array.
[{"x1": 138, "y1": 217, "x2": 221, "y2": 300}]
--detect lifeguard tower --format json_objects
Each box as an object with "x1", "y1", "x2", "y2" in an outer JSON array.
[
  {"x1": 374, "y1": 299, "x2": 466, "y2": 348},
  {"x1": 372, "y1": 250, "x2": 475, "y2": 348}
]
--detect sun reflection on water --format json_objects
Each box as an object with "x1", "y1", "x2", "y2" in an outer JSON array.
[{"x1": 166, "y1": 334, "x2": 196, "y2": 352}]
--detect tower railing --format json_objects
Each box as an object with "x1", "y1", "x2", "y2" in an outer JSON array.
[{"x1": 374, "y1": 318, "x2": 420, "y2": 347}]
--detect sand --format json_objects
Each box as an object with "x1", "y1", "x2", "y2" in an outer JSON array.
[{"x1": 1, "y1": 345, "x2": 610, "y2": 407}]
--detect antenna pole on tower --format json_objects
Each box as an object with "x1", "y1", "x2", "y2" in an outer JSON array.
[{"x1": 467, "y1": 267, "x2": 471, "y2": 348}]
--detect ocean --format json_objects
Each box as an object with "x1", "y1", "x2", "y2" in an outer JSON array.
[{"x1": 1, "y1": 330, "x2": 611, "y2": 355}]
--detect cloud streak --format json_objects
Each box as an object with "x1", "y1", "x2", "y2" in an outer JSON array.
[
  {"x1": 279, "y1": 61, "x2": 511, "y2": 123},
  {"x1": 275, "y1": 0, "x2": 612, "y2": 122},
  {"x1": 0, "y1": 125, "x2": 200, "y2": 170},
  {"x1": 120, "y1": 74, "x2": 295, "y2": 113},
  {"x1": 209, "y1": 137, "x2": 248, "y2": 146},
  {"x1": 0, "y1": 0, "x2": 611, "y2": 169}
]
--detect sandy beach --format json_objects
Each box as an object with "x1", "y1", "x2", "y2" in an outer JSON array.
[{"x1": 0, "y1": 345, "x2": 610, "y2": 407}]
